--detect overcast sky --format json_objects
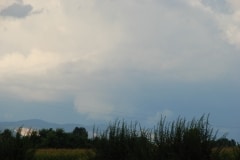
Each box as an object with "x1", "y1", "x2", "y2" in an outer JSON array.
[{"x1": 0, "y1": 0, "x2": 240, "y2": 141}]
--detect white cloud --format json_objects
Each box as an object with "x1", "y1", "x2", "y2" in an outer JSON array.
[
  {"x1": 0, "y1": 0, "x2": 126, "y2": 103},
  {"x1": 185, "y1": 0, "x2": 240, "y2": 49},
  {"x1": 228, "y1": 0, "x2": 240, "y2": 10},
  {"x1": 1, "y1": 85, "x2": 61, "y2": 102},
  {"x1": 225, "y1": 24, "x2": 240, "y2": 47},
  {"x1": 0, "y1": 49, "x2": 63, "y2": 76},
  {"x1": 0, "y1": 0, "x2": 16, "y2": 10}
]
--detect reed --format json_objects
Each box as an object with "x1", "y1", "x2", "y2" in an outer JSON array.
[
  {"x1": 93, "y1": 120, "x2": 154, "y2": 160},
  {"x1": 93, "y1": 114, "x2": 218, "y2": 160},
  {"x1": 153, "y1": 114, "x2": 217, "y2": 160}
]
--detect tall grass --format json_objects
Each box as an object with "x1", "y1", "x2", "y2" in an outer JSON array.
[
  {"x1": 153, "y1": 115, "x2": 217, "y2": 160},
  {"x1": 93, "y1": 114, "x2": 218, "y2": 160},
  {"x1": 93, "y1": 120, "x2": 154, "y2": 160}
]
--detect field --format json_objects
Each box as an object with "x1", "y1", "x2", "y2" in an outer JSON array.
[
  {"x1": 212, "y1": 147, "x2": 240, "y2": 160},
  {"x1": 31, "y1": 147, "x2": 240, "y2": 160},
  {"x1": 32, "y1": 149, "x2": 95, "y2": 160}
]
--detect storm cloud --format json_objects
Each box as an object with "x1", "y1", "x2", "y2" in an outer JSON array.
[{"x1": 0, "y1": 2, "x2": 33, "y2": 18}]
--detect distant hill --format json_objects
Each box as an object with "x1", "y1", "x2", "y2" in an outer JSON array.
[{"x1": 0, "y1": 119, "x2": 92, "y2": 133}]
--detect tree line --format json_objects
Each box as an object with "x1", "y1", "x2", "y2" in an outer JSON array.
[
  {"x1": 0, "y1": 126, "x2": 89, "y2": 160},
  {"x1": 0, "y1": 115, "x2": 239, "y2": 160}
]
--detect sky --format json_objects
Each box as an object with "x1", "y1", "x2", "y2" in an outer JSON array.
[{"x1": 0, "y1": 0, "x2": 240, "y2": 141}]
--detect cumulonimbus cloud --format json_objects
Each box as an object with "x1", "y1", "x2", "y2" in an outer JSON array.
[{"x1": 1, "y1": 0, "x2": 240, "y2": 122}]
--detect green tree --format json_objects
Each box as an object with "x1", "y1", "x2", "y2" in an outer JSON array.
[
  {"x1": 72, "y1": 127, "x2": 89, "y2": 148},
  {"x1": 73, "y1": 127, "x2": 88, "y2": 139}
]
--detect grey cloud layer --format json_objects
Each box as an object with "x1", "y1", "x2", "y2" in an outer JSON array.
[{"x1": 0, "y1": 0, "x2": 238, "y2": 108}]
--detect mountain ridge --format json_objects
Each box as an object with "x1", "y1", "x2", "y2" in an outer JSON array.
[{"x1": 0, "y1": 119, "x2": 90, "y2": 132}]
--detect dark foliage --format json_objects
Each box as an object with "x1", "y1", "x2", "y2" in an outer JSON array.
[
  {"x1": 0, "y1": 128, "x2": 34, "y2": 160},
  {"x1": 0, "y1": 126, "x2": 89, "y2": 160},
  {"x1": 0, "y1": 115, "x2": 239, "y2": 160},
  {"x1": 92, "y1": 115, "x2": 220, "y2": 160}
]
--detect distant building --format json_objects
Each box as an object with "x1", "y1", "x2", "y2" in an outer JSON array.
[{"x1": 14, "y1": 127, "x2": 39, "y2": 136}]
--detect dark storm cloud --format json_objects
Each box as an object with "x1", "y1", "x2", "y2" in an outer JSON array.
[{"x1": 0, "y1": 3, "x2": 33, "y2": 18}]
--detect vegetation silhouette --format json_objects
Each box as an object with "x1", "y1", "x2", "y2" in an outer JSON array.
[{"x1": 0, "y1": 114, "x2": 239, "y2": 160}]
